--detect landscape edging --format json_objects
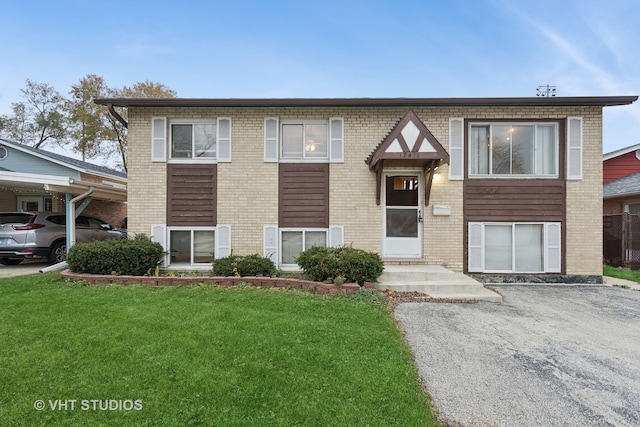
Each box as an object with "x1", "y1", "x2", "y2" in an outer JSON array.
[{"x1": 60, "y1": 270, "x2": 376, "y2": 294}]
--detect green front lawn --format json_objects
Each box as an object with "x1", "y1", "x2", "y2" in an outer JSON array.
[
  {"x1": 603, "y1": 265, "x2": 640, "y2": 283},
  {"x1": 0, "y1": 274, "x2": 439, "y2": 426}
]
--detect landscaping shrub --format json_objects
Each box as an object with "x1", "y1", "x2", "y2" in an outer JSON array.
[
  {"x1": 212, "y1": 254, "x2": 276, "y2": 277},
  {"x1": 296, "y1": 245, "x2": 384, "y2": 285},
  {"x1": 67, "y1": 236, "x2": 164, "y2": 276}
]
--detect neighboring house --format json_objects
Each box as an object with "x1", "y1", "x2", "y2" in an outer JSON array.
[
  {"x1": 603, "y1": 144, "x2": 640, "y2": 214},
  {"x1": 0, "y1": 138, "x2": 127, "y2": 227},
  {"x1": 603, "y1": 143, "x2": 640, "y2": 183},
  {"x1": 95, "y1": 96, "x2": 636, "y2": 282}
]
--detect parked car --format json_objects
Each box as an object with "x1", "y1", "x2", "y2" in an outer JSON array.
[{"x1": 0, "y1": 212, "x2": 127, "y2": 265}]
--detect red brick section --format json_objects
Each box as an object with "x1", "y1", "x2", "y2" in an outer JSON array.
[{"x1": 60, "y1": 270, "x2": 375, "y2": 294}]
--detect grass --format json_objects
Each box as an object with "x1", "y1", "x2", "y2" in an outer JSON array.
[
  {"x1": 603, "y1": 265, "x2": 640, "y2": 283},
  {"x1": 0, "y1": 273, "x2": 440, "y2": 426}
]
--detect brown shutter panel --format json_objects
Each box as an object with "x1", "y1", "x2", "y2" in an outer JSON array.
[
  {"x1": 167, "y1": 164, "x2": 217, "y2": 226},
  {"x1": 279, "y1": 163, "x2": 329, "y2": 228}
]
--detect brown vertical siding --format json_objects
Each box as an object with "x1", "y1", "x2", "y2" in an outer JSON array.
[
  {"x1": 167, "y1": 163, "x2": 217, "y2": 226},
  {"x1": 464, "y1": 180, "x2": 565, "y2": 222},
  {"x1": 279, "y1": 163, "x2": 329, "y2": 228}
]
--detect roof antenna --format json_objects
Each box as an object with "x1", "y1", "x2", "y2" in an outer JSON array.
[{"x1": 536, "y1": 85, "x2": 557, "y2": 97}]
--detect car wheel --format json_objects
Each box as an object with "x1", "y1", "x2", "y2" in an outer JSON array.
[
  {"x1": 48, "y1": 241, "x2": 66, "y2": 264},
  {"x1": 0, "y1": 258, "x2": 23, "y2": 266}
]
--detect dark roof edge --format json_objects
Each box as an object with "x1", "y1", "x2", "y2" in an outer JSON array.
[{"x1": 94, "y1": 96, "x2": 638, "y2": 108}]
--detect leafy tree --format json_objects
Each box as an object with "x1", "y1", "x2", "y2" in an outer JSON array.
[
  {"x1": 65, "y1": 76, "x2": 176, "y2": 171},
  {"x1": 0, "y1": 76, "x2": 176, "y2": 171},
  {"x1": 64, "y1": 74, "x2": 113, "y2": 161},
  {"x1": 0, "y1": 79, "x2": 67, "y2": 148}
]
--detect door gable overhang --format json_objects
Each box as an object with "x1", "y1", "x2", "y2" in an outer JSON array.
[
  {"x1": 365, "y1": 111, "x2": 450, "y2": 170},
  {"x1": 365, "y1": 111, "x2": 449, "y2": 205}
]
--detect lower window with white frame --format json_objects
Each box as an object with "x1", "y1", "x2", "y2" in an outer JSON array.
[
  {"x1": 468, "y1": 222, "x2": 561, "y2": 273},
  {"x1": 280, "y1": 229, "x2": 327, "y2": 266},
  {"x1": 169, "y1": 227, "x2": 215, "y2": 265}
]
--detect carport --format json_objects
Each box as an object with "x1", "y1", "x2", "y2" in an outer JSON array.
[{"x1": 0, "y1": 171, "x2": 127, "y2": 255}]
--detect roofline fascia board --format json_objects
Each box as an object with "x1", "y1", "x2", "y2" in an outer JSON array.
[
  {"x1": 603, "y1": 143, "x2": 640, "y2": 160},
  {"x1": 94, "y1": 96, "x2": 638, "y2": 108},
  {"x1": 0, "y1": 171, "x2": 71, "y2": 187},
  {"x1": 604, "y1": 192, "x2": 640, "y2": 200}
]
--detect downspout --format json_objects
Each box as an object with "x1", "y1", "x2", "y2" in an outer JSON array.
[
  {"x1": 107, "y1": 104, "x2": 128, "y2": 129},
  {"x1": 44, "y1": 187, "x2": 95, "y2": 274},
  {"x1": 69, "y1": 187, "x2": 94, "y2": 248}
]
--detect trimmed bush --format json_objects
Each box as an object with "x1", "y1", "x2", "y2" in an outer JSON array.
[
  {"x1": 67, "y1": 236, "x2": 164, "y2": 276},
  {"x1": 296, "y1": 246, "x2": 384, "y2": 285},
  {"x1": 212, "y1": 254, "x2": 276, "y2": 277}
]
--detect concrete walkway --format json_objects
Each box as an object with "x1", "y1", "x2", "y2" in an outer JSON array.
[
  {"x1": 603, "y1": 275, "x2": 640, "y2": 290},
  {"x1": 0, "y1": 260, "x2": 48, "y2": 278}
]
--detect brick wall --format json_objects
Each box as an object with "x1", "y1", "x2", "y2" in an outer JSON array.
[
  {"x1": 0, "y1": 189, "x2": 15, "y2": 211},
  {"x1": 127, "y1": 104, "x2": 605, "y2": 277}
]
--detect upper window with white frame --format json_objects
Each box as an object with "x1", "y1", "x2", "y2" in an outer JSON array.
[
  {"x1": 469, "y1": 123, "x2": 558, "y2": 177},
  {"x1": 170, "y1": 120, "x2": 216, "y2": 160},
  {"x1": 282, "y1": 120, "x2": 328, "y2": 160},
  {"x1": 151, "y1": 116, "x2": 231, "y2": 163},
  {"x1": 263, "y1": 117, "x2": 343, "y2": 163}
]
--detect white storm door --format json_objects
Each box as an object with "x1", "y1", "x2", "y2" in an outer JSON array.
[{"x1": 383, "y1": 174, "x2": 422, "y2": 258}]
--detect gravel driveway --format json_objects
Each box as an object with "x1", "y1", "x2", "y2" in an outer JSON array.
[{"x1": 395, "y1": 285, "x2": 640, "y2": 427}]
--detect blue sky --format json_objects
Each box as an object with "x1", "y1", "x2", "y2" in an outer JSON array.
[{"x1": 1, "y1": 0, "x2": 639, "y2": 154}]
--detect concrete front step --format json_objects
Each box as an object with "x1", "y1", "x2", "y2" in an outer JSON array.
[{"x1": 377, "y1": 264, "x2": 503, "y2": 302}]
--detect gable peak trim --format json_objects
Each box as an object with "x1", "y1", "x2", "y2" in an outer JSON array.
[{"x1": 365, "y1": 111, "x2": 450, "y2": 169}]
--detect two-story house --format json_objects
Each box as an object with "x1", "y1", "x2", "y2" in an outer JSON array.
[{"x1": 95, "y1": 96, "x2": 636, "y2": 283}]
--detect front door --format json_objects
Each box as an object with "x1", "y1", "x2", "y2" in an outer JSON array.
[{"x1": 383, "y1": 173, "x2": 422, "y2": 257}]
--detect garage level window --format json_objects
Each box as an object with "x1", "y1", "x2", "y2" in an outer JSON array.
[
  {"x1": 169, "y1": 228, "x2": 215, "y2": 265},
  {"x1": 469, "y1": 123, "x2": 558, "y2": 177},
  {"x1": 468, "y1": 222, "x2": 561, "y2": 273},
  {"x1": 280, "y1": 229, "x2": 327, "y2": 266}
]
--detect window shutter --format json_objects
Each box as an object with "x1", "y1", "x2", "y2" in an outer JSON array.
[
  {"x1": 264, "y1": 117, "x2": 279, "y2": 162},
  {"x1": 449, "y1": 117, "x2": 464, "y2": 180},
  {"x1": 151, "y1": 224, "x2": 167, "y2": 266},
  {"x1": 567, "y1": 117, "x2": 583, "y2": 180},
  {"x1": 329, "y1": 117, "x2": 344, "y2": 163},
  {"x1": 151, "y1": 117, "x2": 167, "y2": 162},
  {"x1": 468, "y1": 222, "x2": 483, "y2": 272},
  {"x1": 217, "y1": 118, "x2": 232, "y2": 162},
  {"x1": 545, "y1": 223, "x2": 561, "y2": 272},
  {"x1": 216, "y1": 225, "x2": 231, "y2": 258},
  {"x1": 263, "y1": 225, "x2": 279, "y2": 264},
  {"x1": 329, "y1": 226, "x2": 344, "y2": 247}
]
